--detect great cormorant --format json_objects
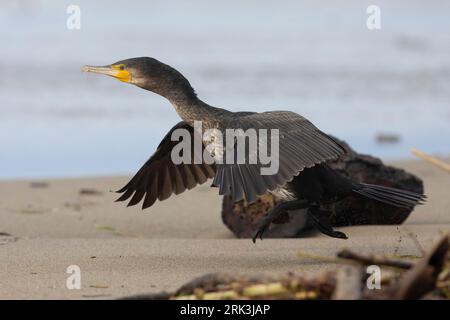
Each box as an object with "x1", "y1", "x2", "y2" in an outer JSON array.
[{"x1": 82, "y1": 57, "x2": 426, "y2": 242}]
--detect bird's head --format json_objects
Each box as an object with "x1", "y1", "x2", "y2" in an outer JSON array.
[{"x1": 82, "y1": 57, "x2": 196, "y2": 101}]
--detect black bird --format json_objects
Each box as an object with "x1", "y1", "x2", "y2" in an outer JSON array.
[{"x1": 82, "y1": 57, "x2": 426, "y2": 242}]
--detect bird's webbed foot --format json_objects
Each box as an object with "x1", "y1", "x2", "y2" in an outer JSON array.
[
  {"x1": 307, "y1": 206, "x2": 348, "y2": 239},
  {"x1": 252, "y1": 199, "x2": 309, "y2": 243}
]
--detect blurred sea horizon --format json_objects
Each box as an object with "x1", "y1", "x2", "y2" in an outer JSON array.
[{"x1": 1, "y1": 0, "x2": 450, "y2": 179}]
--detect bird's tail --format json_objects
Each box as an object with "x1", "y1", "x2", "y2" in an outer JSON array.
[{"x1": 352, "y1": 183, "x2": 426, "y2": 209}]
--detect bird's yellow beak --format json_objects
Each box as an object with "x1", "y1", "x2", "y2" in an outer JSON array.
[{"x1": 81, "y1": 64, "x2": 131, "y2": 83}]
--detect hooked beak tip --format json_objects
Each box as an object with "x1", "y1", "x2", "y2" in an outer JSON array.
[
  {"x1": 81, "y1": 65, "x2": 115, "y2": 76},
  {"x1": 81, "y1": 64, "x2": 130, "y2": 82}
]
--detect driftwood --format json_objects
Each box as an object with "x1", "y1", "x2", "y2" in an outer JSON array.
[
  {"x1": 332, "y1": 266, "x2": 363, "y2": 300},
  {"x1": 122, "y1": 272, "x2": 336, "y2": 300},
  {"x1": 120, "y1": 235, "x2": 449, "y2": 300},
  {"x1": 337, "y1": 249, "x2": 413, "y2": 270},
  {"x1": 336, "y1": 235, "x2": 449, "y2": 299},
  {"x1": 391, "y1": 234, "x2": 449, "y2": 299},
  {"x1": 222, "y1": 137, "x2": 424, "y2": 238}
]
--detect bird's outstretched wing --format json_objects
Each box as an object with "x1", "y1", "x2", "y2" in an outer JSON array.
[
  {"x1": 212, "y1": 111, "x2": 346, "y2": 203},
  {"x1": 116, "y1": 121, "x2": 216, "y2": 209}
]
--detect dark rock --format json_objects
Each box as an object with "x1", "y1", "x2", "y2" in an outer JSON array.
[{"x1": 221, "y1": 137, "x2": 424, "y2": 238}]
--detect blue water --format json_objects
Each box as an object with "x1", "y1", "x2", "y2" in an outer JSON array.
[{"x1": 1, "y1": 0, "x2": 450, "y2": 179}]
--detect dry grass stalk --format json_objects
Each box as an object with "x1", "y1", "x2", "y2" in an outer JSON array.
[{"x1": 411, "y1": 148, "x2": 450, "y2": 173}]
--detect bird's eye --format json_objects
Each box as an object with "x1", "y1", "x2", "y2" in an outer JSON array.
[{"x1": 119, "y1": 65, "x2": 125, "y2": 70}]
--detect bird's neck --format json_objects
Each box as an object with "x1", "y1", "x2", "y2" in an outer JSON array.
[{"x1": 168, "y1": 95, "x2": 230, "y2": 128}]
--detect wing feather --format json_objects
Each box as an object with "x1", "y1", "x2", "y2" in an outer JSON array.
[
  {"x1": 116, "y1": 122, "x2": 216, "y2": 209},
  {"x1": 213, "y1": 111, "x2": 345, "y2": 203}
]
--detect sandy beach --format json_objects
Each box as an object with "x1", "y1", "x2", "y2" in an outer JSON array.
[
  {"x1": 0, "y1": 158, "x2": 448, "y2": 299},
  {"x1": 1, "y1": 0, "x2": 449, "y2": 304}
]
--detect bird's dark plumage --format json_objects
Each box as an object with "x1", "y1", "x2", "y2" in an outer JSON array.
[
  {"x1": 116, "y1": 122, "x2": 215, "y2": 209},
  {"x1": 212, "y1": 111, "x2": 346, "y2": 203},
  {"x1": 83, "y1": 57, "x2": 426, "y2": 241}
]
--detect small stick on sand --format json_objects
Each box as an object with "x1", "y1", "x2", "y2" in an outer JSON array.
[
  {"x1": 411, "y1": 148, "x2": 450, "y2": 173},
  {"x1": 337, "y1": 249, "x2": 413, "y2": 269}
]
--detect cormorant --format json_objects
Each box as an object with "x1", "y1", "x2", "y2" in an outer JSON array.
[{"x1": 82, "y1": 57, "x2": 426, "y2": 242}]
